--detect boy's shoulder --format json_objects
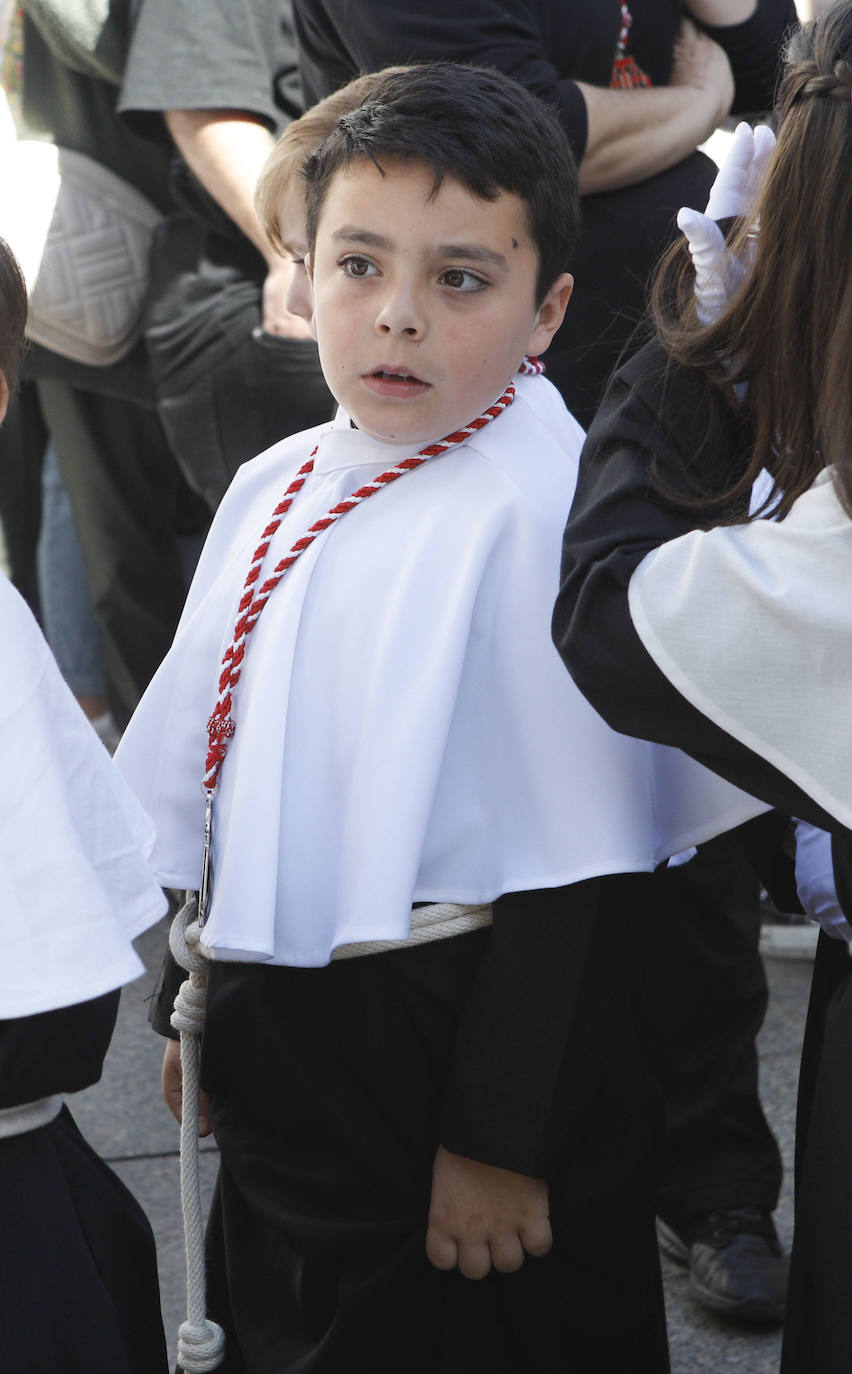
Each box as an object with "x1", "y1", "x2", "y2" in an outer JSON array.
[
  {"x1": 228, "y1": 417, "x2": 336, "y2": 496},
  {"x1": 464, "y1": 373, "x2": 585, "y2": 509}
]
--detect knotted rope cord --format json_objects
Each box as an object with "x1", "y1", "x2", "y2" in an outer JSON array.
[
  {"x1": 169, "y1": 894, "x2": 225, "y2": 1372},
  {"x1": 170, "y1": 361, "x2": 540, "y2": 1370}
]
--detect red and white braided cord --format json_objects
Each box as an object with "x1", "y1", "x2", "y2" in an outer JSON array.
[{"x1": 202, "y1": 370, "x2": 538, "y2": 790}]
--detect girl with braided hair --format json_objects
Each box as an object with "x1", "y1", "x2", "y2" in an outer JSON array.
[{"x1": 554, "y1": 4, "x2": 852, "y2": 1368}]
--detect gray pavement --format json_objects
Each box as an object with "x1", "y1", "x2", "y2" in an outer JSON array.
[{"x1": 70, "y1": 917, "x2": 814, "y2": 1373}]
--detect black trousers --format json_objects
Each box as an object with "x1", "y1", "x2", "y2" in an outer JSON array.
[
  {"x1": 780, "y1": 933, "x2": 852, "y2": 1374},
  {"x1": 197, "y1": 883, "x2": 670, "y2": 1374},
  {"x1": 642, "y1": 816, "x2": 786, "y2": 1229},
  {"x1": 0, "y1": 1107, "x2": 167, "y2": 1374}
]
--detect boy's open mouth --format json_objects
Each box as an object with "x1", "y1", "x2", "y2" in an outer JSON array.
[{"x1": 363, "y1": 366, "x2": 430, "y2": 397}]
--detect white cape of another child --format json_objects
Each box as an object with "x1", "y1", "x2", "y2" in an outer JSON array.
[{"x1": 0, "y1": 575, "x2": 166, "y2": 1017}]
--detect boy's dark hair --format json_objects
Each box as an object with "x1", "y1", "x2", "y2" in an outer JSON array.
[
  {"x1": 303, "y1": 62, "x2": 580, "y2": 305},
  {"x1": 0, "y1": 236, "x2": 27, "y2": 395}
]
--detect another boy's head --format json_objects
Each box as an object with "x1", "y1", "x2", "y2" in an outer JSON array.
[{"x1": 300, "y1": 63, "x2": 579, "y2": 446}]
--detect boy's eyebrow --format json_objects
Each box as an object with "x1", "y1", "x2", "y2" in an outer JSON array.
[
  {"x1": 331, "y1": 227, "x2": 393, "y2": 250},
  {"x1": 435, "y1": 243, "x2": 509, "y2": 271},
  {"x1": 330, "y1": 227, "x2": 510, "y2": 272}
]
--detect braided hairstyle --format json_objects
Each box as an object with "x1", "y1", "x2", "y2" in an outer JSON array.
[{"x1": 649, "y1": 1, "x2": 852, "y2": 522}]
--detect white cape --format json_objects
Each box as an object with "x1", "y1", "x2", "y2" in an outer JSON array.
[
  {"x1": 117, "y1": 373, "x2": 767, "y2": 967},
  {"x1": 629, "y1": 467, "x2": 852, "y2": 828},
  {"x1": 1, "y1": 575, "x2": 166, "y2": 1017}
]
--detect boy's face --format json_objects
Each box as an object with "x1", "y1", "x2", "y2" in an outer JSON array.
[
  {"x1": 278, "y1": 182, "x2": 314, "y2": 327},
  {"x1": 308, "y1": 156, "x2": 572, "y2": 446}
]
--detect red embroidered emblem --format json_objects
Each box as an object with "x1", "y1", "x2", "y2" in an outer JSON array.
[{"x1": 610, "y1": 3, "x2": 652, "y2": 90}]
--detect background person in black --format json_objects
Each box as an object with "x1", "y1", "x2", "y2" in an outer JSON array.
[
  {"x1": 117, "y1": 0, "x2": 335, "y2": 514},
  {"x1": 293, "y1": 0, "x2": 796, "y2": 430},
  {"x1": 0, "y1": 0, "x2": 194, "y2": 730},
  {"x1": 292, "y1": 0, "x2": 797, "y2": 1327},
  {"x1": 552, "y1": 6, "x2": 852, "y2": 1366}
]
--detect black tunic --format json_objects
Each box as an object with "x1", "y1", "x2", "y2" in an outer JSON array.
[
  {"x1": 0, "y1": 992, "x2": 167, "y2": 1374},
  {"x1": 154, "y1": 883, "x2": 671, "y2": 1373},
  {"x1": 552, "y1": 337, "x2": 852, "y2": 1374}
]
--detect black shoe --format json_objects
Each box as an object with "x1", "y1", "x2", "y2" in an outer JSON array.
[{"x1": 657, "y1": 1207, "x2": 789, "y2": 1328}]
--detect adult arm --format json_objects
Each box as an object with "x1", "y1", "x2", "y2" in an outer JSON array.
[
  {"x1": 294, "y1": 0, "x2": 734, "y2": 194},
  {"x1": 576, "y1": 19, "x2": 735, "y2": 193},
  {"x1": 689, "y1": 0, "x2": 799, "y2": 113},
  {"x1": 552, "y1": 339, "x2": 841, "y2": 833},
  {"x1": 121, "y1": 0, "x2": 309, "y2": 334},
  {"x1": 164, "y1": 109, "x2": 311, "y2": 336}
]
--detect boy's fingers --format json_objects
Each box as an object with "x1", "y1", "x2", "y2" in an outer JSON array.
[
  {"x1": 198, "y1": 1091, "x2": 214, "y2": 1138},
  {"x1": 520, "y1": 1215, "x2": 554, "y2": 1259},
  {"x1": 456, "y1": 1238, "x2": 492, "y2": 1281},
  {"x1": 489, "y1": 1232, "x2": 525, "y2": 1274},
  {"x1": 162, "y1": 1039, "x2": 183, "y2": 1124},
  {"x1": 425, "y1": 1226, "x2": 459, "y2": 1272}
]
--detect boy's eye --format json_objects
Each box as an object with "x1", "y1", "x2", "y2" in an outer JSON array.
[
  {"x1": 439, "y1": 268, "x2": 487, "y2": 292},
  {"x1": 340, "y1": 255, "x2": 377, "y2": 278}
]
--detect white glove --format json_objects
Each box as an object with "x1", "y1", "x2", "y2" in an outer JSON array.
[
  {"x1": 677, "y1": 121, "x2": 776, "y2": 326},
  {"x1": 794, "y1": 819, "x2": 852, "y2": 944},
  {"x1": 706, "y1": 120, "x2": 776, "y2": 220}
]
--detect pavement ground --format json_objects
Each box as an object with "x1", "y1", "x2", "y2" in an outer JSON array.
[{"x1": 70, "y1": 917, "x2": 814, "y2": 1373}]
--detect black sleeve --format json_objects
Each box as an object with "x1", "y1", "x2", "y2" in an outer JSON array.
[
  {"x1": 691, "y1": 0, "x2": 798, "y2": 115},
  {"x1": 148, "y1": 945, "x2": 183, "y2": 1039},
  {"x1": 293, "y1": 0, "x2": 589, "y2": 160},
  {"x1": 440, "y1": 883, "x2": 599, "y2": 1178},
  {"x1": 552, "y1": 338, "x2": 842, "y2": 834},
  {"x1": 0, "y1": 990, "x2": 121, "y2": 1107}
]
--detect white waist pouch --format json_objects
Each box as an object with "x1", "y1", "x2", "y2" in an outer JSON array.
[{"x1": 3, "y1": 139, "x2": 161, "y2": 366}]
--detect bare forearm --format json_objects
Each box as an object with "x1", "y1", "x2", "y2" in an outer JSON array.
[
  {"x1": 685, "y1": 1, "x2": 757, "y2": 22},
  {"x1": 575, "y1": 82, "x2": 724, "y2": 194},
  {"x1": 165, "y1": 108, "x2": 277, "y2": 263}
]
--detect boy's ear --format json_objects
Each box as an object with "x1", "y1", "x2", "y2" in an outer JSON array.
[
  {"x1": 0, "y1": 373, "x2": 9, "y2": 428},
  {"x1": 305, "y1": 251, "x2": 314, "y2": 282},
  {"x1": 526, "y1": 273, "x2": 573, "y2": 357}
]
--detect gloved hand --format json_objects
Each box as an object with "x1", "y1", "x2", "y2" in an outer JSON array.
[{"x1": 677, "y1": 120, "x2": 776, "y2": 325}]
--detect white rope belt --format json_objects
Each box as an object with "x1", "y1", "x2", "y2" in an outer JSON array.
[
  {"x1": 331, "y1": 901, "x2": 492, "y2": 959},
  {"x1": 0, "y1": 1094, "x2": 63, "y2": 1139}
]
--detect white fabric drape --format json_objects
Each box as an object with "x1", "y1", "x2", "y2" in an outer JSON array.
[
  {"x1": 117, "y1": 373, "x2": 767, "y2": 967},
  {"x1": 630, "y1": 467, "x2": 852, "y2": 828},
  {"x1": 0, "y1": 574, "x2": 166, "y2": 1017}
]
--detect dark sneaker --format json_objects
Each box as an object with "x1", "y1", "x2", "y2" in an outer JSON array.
[{"x1": 657, "y1": 1207, "x2": 788, "y2": 1327}]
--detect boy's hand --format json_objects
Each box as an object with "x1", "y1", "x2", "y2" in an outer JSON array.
[
  {"x1": 426, "y1": 1145, "x2": 552, "y2": 1280},
  {"x1": 162, "y1": 1036, "x2": 213, "y2": 1137}
]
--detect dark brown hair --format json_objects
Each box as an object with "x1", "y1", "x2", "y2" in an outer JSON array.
[
  {"x1": 255, "y1": 67, "x2": 410, "y2": 258},
  {"x1": 0, "y1": 235, "x2": 27, "y2": 397},
  {"x1": 650, "y1": 1, "x2": 852, "y2": 520},
  {"x1": 302, "y1": 62, "x2": 580, "y2": 307}
]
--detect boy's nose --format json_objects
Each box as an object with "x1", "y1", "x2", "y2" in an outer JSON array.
[{"x1": 374, "y1": 285, "x2": 425, "y2": 338}]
